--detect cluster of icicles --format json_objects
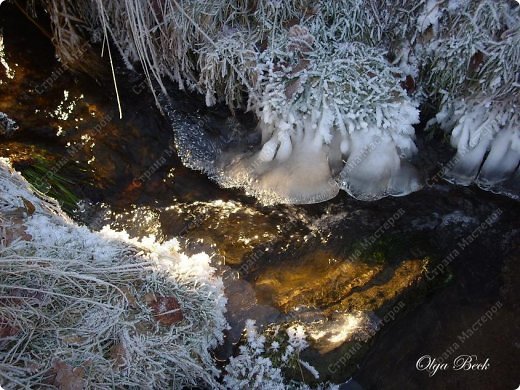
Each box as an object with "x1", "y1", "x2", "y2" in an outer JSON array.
[
  {"x1": 170, "y1": 89, "x2": 518, "y2": 205},
  {"x1": 44, "y1": 0, "x2": 519, "y2": 204},
  {"x1": 168, "y1": 95, "x2": 520, "y2": 204}
]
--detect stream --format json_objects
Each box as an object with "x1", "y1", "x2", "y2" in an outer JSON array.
[{"x1": 1, "y1": 5, "x2": 519, "y2": 389}]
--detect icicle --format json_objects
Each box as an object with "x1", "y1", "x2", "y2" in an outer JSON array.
[
  {"x1": 477, "y1": 128, "x2": 520, "y2": 186},
  {"x1": 439, "y1": 99, "x2": 520, "y2": 192},
  {"x1": 338, "y1": 130, "x2": 421, "y2": 201},
  {"x1": 258, "y1": 137, "x2": 279, "y2": 162},
  {"x1": 275, "y1": 131, "x2": 293, "y2": 162}
]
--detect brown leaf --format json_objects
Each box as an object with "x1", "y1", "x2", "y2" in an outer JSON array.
[
  {"x1": 135, "y1": 320, "x2": 153, "y2": 333},
  {"x1": 468, "y1": 51, "x2": 485, "y2": 73},
  {"x1": 285, "y1": 78, "x2": 301, "y2": 99},
  {"x1": 420, "y1": 26, "x2": 434, "y2": 44},
  {"x1": 0, "y1": 321, "x2": 19, "y2": 349},
  {"x1": 287, "y1": 25, "x2": 315, "y2": 54},
  {"x1": 401, "y1": 75, "x2": 416, "y2": 94},
  {"x1": 52, "y1": 361, "x2": 86, "y2": 390},
  {"x1": 1, "y1": 216, "x2": 32, "y2": 247},
  {"x1": 148, "y1": 295, "x2": 183, "y2": 326},
  {"x1": 290, "y1": 59, "x2": 310, "y2": 76},
  {"x1": 110, "y1": 343, "x2": 127, "y2": 368},
  {"x1": 143, "y1": 292, "x2": 156, "y2": 304},
  {"x1": 21, "y1": 197, "x2": 36, "y2": 215},
  {"x1": 7, "y1": 287, "x2": 49, "y2": 307},
  {"x1": 0, "y1": 319, "x2": 19, "y2": 339},
  {"x1": 283, "y1": 18, "x2": 300, "y2": 28}
]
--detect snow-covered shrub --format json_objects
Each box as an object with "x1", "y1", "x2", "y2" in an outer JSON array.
[
  {"x1": 223, "y1": 320, "x2": 286, "y2": 389},
  {"x1": 0, "y1": 159, "x2": 227, "y2": 388},
  {"x1": 223, "y1": 320, "x2": 337, "y2": 390}
]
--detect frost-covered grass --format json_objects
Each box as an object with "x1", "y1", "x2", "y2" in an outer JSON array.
[
  {"x1": 27, "y1": 0, "x2": 520, "y2": 202},
  {"x1": 0, "y1": 158, "x2": 227, "y2": 388},
  {"x1": 239, "y1": 39, "x2": 421, "y2": 202},
  {"x1": 417, "y1": 0, "x2": 519, "y2": 102}
]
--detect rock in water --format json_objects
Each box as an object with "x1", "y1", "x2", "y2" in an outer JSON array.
[{"x1": 0, "y1": 112, "x2": 18, "y2": 136}]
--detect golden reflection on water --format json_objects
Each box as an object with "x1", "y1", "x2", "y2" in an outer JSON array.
[{"x1": 255, "y1": 250, "x2": 427, "y2": 316}]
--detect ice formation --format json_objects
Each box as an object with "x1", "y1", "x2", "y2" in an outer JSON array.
[
  {"x1": 419, "y1": 1, "x2": 520, "y2": 198},
  {"x1": 217, "y1": 40, "x2": 422, "y2": 203},
  {"x1": 31, "y1": 0, "x2": 520, "y2": 202},
  {"x1": 436, "y1": 99, "x2": 520, "y2": 190}
]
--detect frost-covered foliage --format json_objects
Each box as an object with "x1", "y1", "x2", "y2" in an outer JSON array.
[
  {"x1": 39, "y1": 0, "x2": 520, "y2": 202},
  {"x1": 416, "y1": 1, "x2": 520, "y2": 195},
  {"x1": 417, "y1": 0, "x2": 519, "y2": 101},
  {"x1": 0, "y1": 159, "x2": 227, "y2": 388},
  {"x1": 223, "y1": 320, "x2": 337, "y2": 390},
  {"x1": 0, "y1": 112, "x2": 18, "y2": 136}
]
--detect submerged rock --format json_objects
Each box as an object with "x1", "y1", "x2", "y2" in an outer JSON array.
[
  {"x1": 0, "y1": 112, "x2": 18, "y2": 135},
  {"x1": 253, "y1": 247, "x2": 428, "y2": 357}
]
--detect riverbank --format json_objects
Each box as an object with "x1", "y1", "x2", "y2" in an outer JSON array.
[{"x1": 0, "y1": 158, "x2": 227, "y2": 388}]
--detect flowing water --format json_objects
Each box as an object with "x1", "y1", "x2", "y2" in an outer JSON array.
[{"x1": 1, "y1": 5, "x2": 519, "y2": 389}]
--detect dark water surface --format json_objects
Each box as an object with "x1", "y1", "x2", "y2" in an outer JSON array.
[{"x1": 1, "y1": 5, "x2": 519, "y2": 389}]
